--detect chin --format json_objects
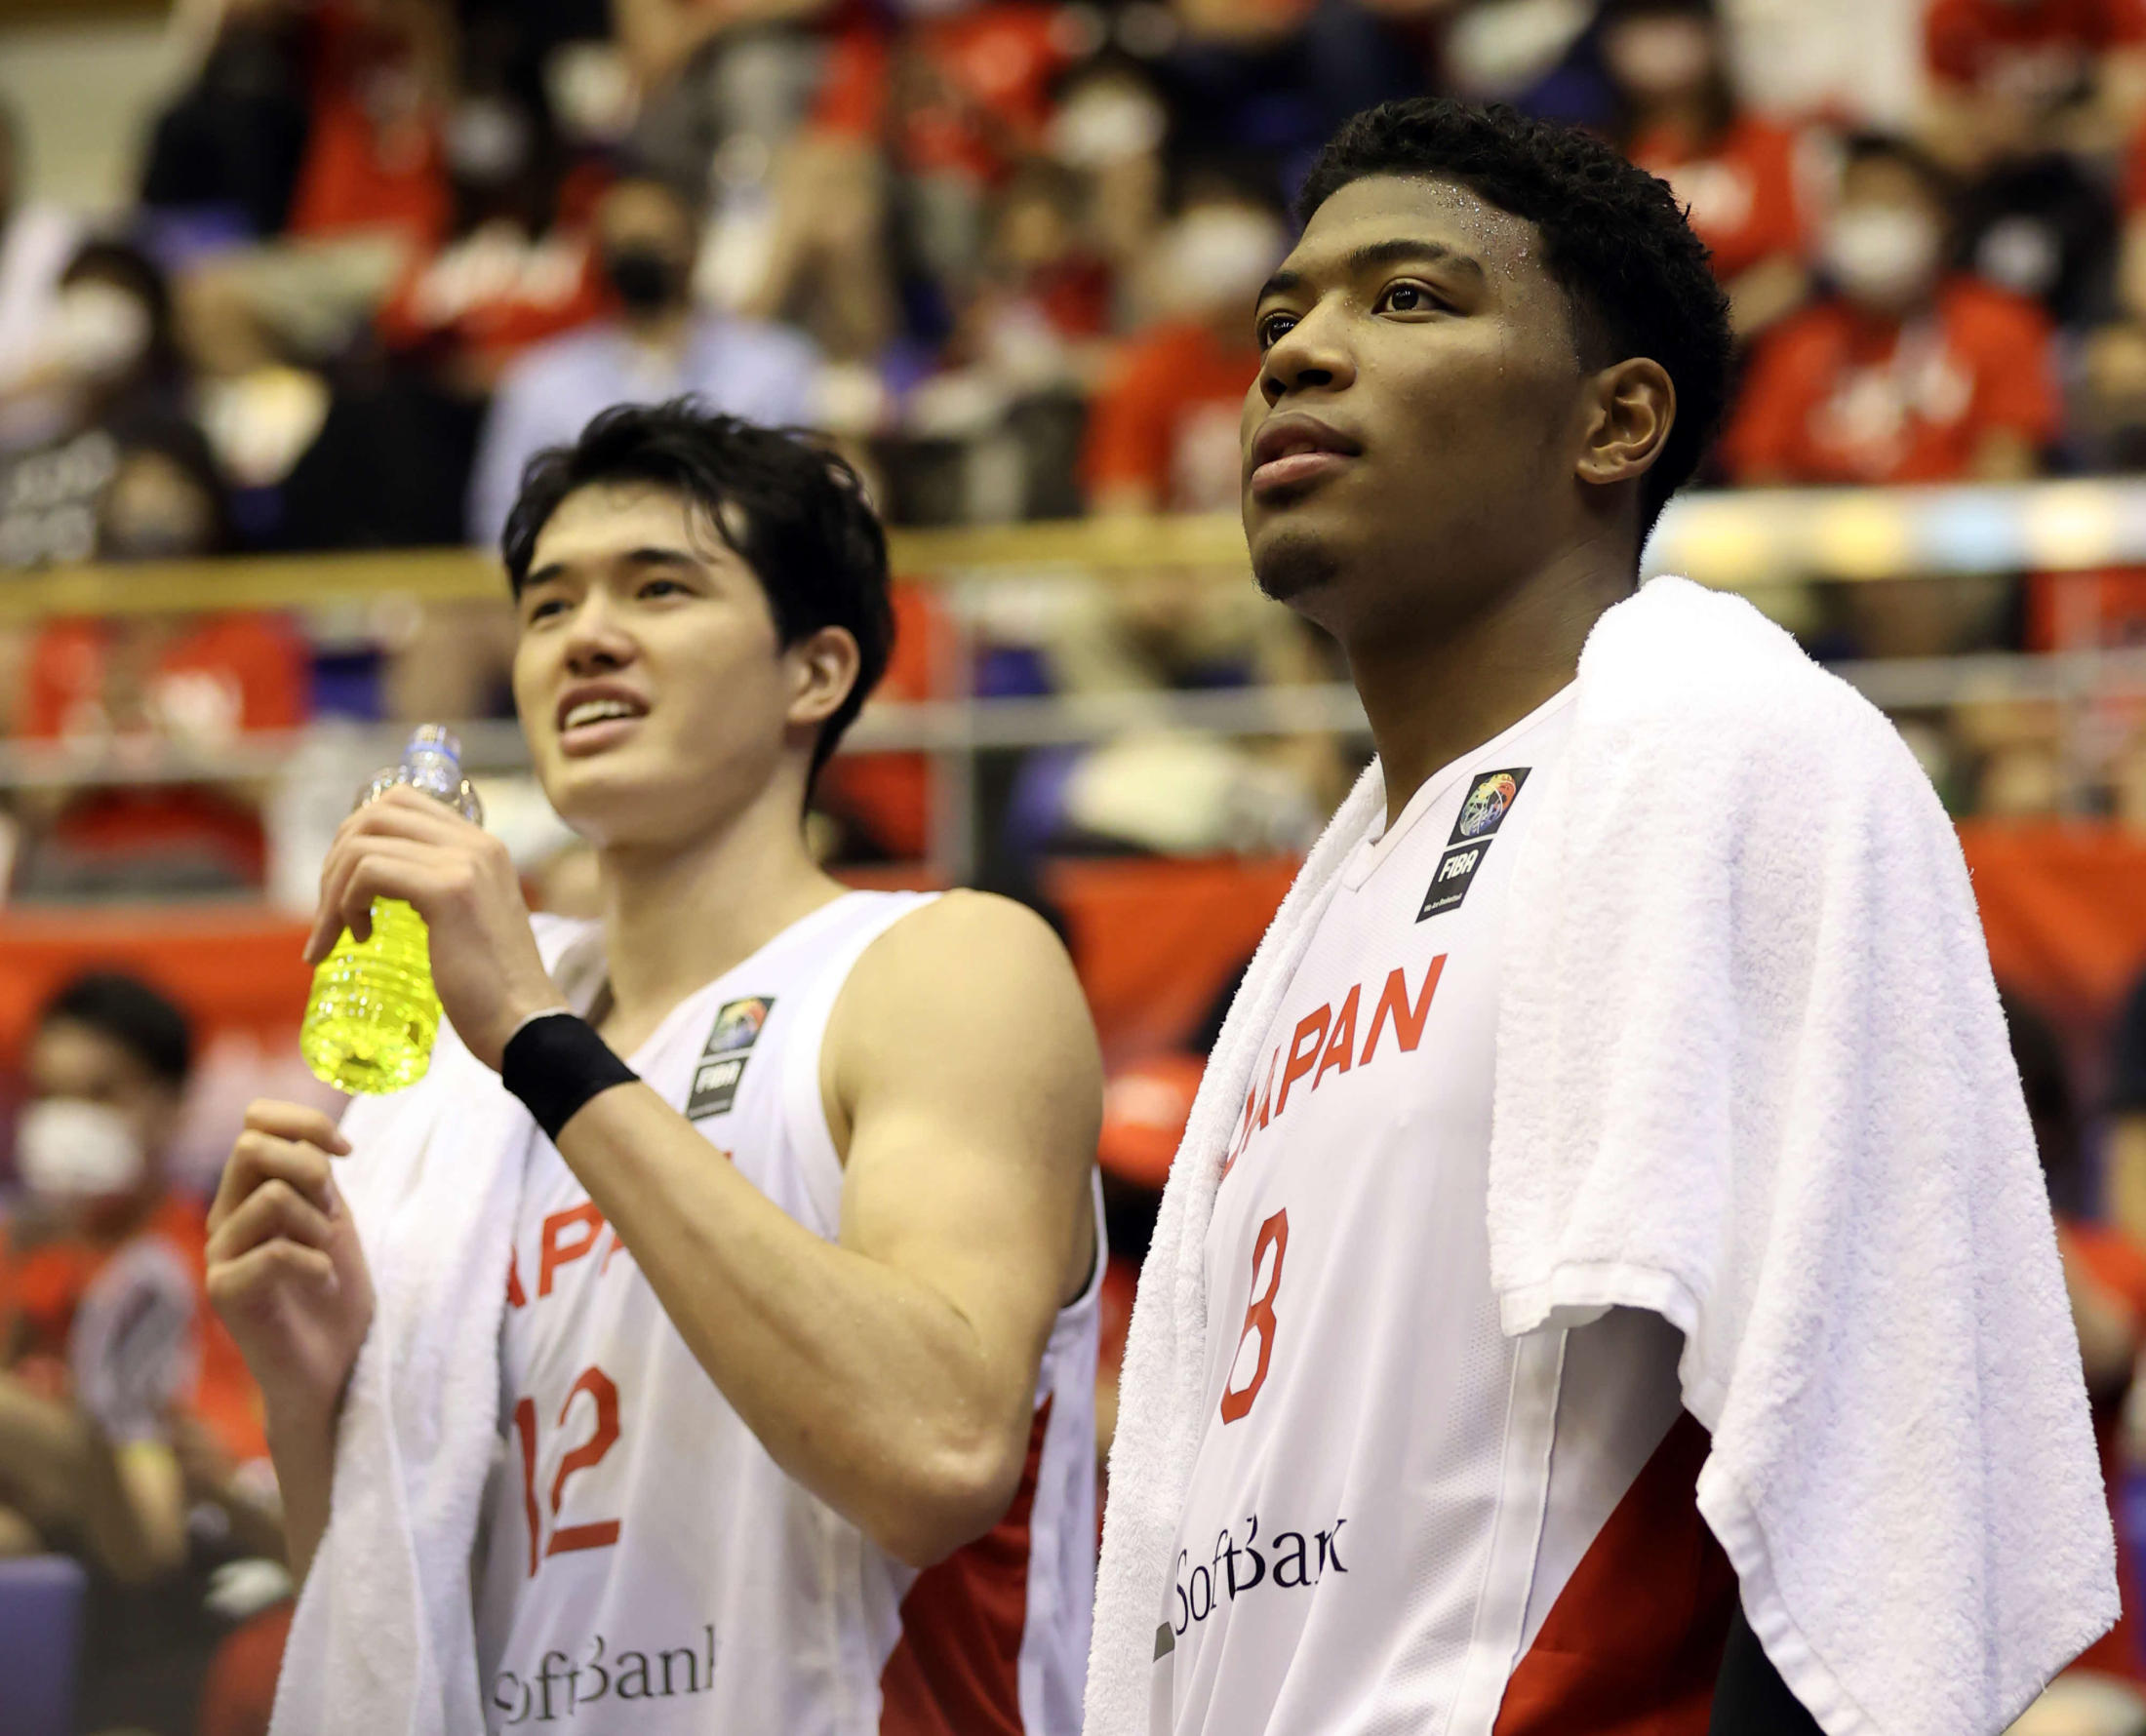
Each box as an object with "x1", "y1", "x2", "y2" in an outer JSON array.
[{"x1": 1250, "y1": 522, "x2": 1345, "y2": 607}]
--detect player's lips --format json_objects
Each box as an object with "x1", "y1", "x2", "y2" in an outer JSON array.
[
  {"x1": 1246, "y1": 414, "x2": 1362, "y2": 501},
  {"x1": 556, "y1": 683, "x2": 650, "y2": 756}
]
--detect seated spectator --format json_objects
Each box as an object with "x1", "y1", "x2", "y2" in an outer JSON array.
[
  {"x1": 1, "y1": 973, "x2": 274, "y2": 1735},
  {"x1": 283, "y1": 0, "x2": 456, "y2": 256},
  {"x1": 1605, "y1": 0, "x2": 1814, "y2": 338},
  {"x1": 11, "y1": 429, "x2": 309, "y2": 898},
  {"x1": 1721, "y1": 133, "x2": 2059, "y2": 488},
  {"x1": 1081, "y1": 178, "x2": 1282, "y2": 515},
  {"x1": 0, "y1": 100, "x2": 86, "y2": 453},
  {"x1": 465, "y1": 169, "x2": 819, "y2": 545},
  {"x1": 0, "y1": 240, "x2": 202, "y2": 564},
  {"x1": 1923, "y1": 0, "x2": 2146, "y2": 172}
]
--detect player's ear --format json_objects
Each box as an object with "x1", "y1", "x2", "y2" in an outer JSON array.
[
  {"x1": 784, "y1": 624, "x2": 861, "y2": 730},
  {"x1": 1574, "y1": 356, "x2": 1676, "y2": 490}
]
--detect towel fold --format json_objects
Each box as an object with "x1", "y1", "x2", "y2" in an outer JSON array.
[
  {"x1": 271, "y1": 917, "x2": 599, "y2": 1736},
  {"x1": 1088, "y1": 576, "x2": 2115, "y2": 1736}
]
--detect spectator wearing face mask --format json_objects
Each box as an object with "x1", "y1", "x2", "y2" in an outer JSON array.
[
  {"x1": 0, "y1": 101, "x2": 86, "y2": 454},
  {"x1": 1082, "y1": 180, "x2": 1284, "y2": 515},
  {"x1": 1, "y1": 972, "x2": 277, "y2": 1733},
  {"x1": 464, "y1": 170, "x2": 819, "y2": 547},
  {"x1": 1604, "y1": 0, "x2": 1815, "y2": 339},
  {"x1": 0, "y1": 240, "x2": 205, "y2": 569},
  {"x1": 1721, "y1": 133, "x2": 2059, "y2": 489}
]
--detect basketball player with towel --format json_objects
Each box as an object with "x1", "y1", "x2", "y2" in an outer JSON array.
[
  {"x1": 1087, "y1": 99, "x2": 2117, "y2": 1736},
  {"x1": 204, "y1": 404, "x2": 1105, "y2": 1733}
]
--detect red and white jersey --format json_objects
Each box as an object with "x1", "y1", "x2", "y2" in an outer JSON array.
[
  {"x1": 474, "y1": 891, "x2": 1103, "y2": 1734},
  {"x1": 1160, "y1": 688, "x2": 1736, "y2": 1736}
]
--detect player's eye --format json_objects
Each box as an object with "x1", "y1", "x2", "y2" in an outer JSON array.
[
  {"x1": 525, "y1": 596, "x2": 567, "y2": 623},
  {"x1": 1375, "y1": 280, "x2": 1446, "y2": 316},
  {"x1": 1255, "y1": 310, "x2": 1298, "y2": 350},
  {"x1": 638, "y1": 576, "x2": 687, "y2": 601}
]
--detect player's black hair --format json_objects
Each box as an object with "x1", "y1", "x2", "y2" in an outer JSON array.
[
  {"x1": 500, "y1": 400, "x2": 894, "y2": 787},
  {"x1": 1295, "y1": 99, "x2": 1733, "y2": 547},
  {"x1": 39, "y1": 971, "x2": 194, "y2": 1088}
]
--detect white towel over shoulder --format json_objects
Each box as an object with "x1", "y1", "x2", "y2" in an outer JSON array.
[
  {"x1": 1088, "y1": 576, "x2": 2114, "y2": 1736},
  {"x1": 272, "y1": 916, "x2": 602, "y2": 1736}
]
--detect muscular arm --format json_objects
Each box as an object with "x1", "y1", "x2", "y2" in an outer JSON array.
[
  {"x1": 1711, "y1": 1603, "x2": 1824, "y2": 1736},
  {"x1": 553, "y1": 892, "x2": 1101, "y2": 1566}
]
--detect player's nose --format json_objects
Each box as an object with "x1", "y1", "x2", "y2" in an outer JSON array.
[{"x1": 1258, "y1": 303, "x2": 1356, "y2": 406}]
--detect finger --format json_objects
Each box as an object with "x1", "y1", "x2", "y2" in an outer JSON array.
[
  {"x1": 304, "y1": 837, "x2": 439, "y2": 963},
  {"x1": 336, "y1": 844, "x2": 448, "y2": 942},
  {"x1": 207, "y1": 1178, "x2": 335, "y2": 1268},
  {"x1": 347, "y1": 788, "x2": 474, "y2": 842},
  {"x1": 208, "y1": 1238, "x2": 338, "y2": 1306},
  {"x1": 241, "y1": 1100, "x2": 351, "y2": 1159},
  {"x1": 210, "y1": 1129, "x2": 337, "y2": 1232}
]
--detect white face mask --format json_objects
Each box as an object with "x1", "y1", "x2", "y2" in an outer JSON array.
[
  {"x1": 16, "y1": 1099, "x2": 145, "y2": 1201},
  {"x1": 52, "y1": 283, "x2": 153, "y2": 380},
  {"x1": 1049, "y1": 81, "x2": 1167, "y2": 170},
  {"x1": 1156, "y1": 205, "x2": 1288, "y2": 321},
  {"x1": 1823, "y1": 206, "x2": 1943, "y2": 310}
]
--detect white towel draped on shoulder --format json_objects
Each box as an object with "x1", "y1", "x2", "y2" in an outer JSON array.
[
  {"x1": 271, "y1": 917, "x2": 602, "y2": 1736},
  {"x1": 1087, "y1": 576, "x2": 2114, "y2": 1736}
]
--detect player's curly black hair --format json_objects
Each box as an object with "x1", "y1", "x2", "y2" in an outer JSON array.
[
  {"x1": 1297, "y1": 99, "x2": 1733, "y2": 546},
  {"x1": 502, "y1": 399, "x2": 893, "y2": 789}
]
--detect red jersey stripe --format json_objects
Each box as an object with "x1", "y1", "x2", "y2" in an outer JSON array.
[
  {"x1": 879, "y1": 1397, "x2": 1054, "y2": 1734},
  {"x1": 1493, "y1": 1411, "x2": 1738, "y2": 1736}
]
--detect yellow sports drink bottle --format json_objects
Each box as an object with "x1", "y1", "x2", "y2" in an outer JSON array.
[{"x1": 299, "y1": 725, "x2": 485, "y2": 1094}]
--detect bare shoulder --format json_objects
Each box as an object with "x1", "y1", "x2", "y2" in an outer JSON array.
[
  {"x1": 829, "y1": 890, "x2": 1097, "y2": 1097},
  {"x1": 854, "y1": 888, "x2": 1074, "y2": 987}
]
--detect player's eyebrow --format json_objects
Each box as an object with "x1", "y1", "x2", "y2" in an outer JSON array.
[
  {"x1": 520, "y1": 544, "x2": 702, "y2": 595},
  {"x1": 1257, "y1": 238, "x2": 1489, "y2": 305}
]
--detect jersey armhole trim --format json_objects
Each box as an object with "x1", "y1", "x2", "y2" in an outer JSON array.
[{"x1": 777, "y1": 891, "x2": 942, "y2": 1235}]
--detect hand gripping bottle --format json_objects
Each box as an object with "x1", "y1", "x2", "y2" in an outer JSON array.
[{"x1": 299, "y1": 725, "x2": 485, "y2": 1094}]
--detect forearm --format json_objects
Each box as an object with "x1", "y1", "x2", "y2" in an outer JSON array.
[
  {"x1": 555, "y1": 1085, "x2": 1030, "y2": 1562},
  {"x1": 263, "y1": 1401, "x2": 338, "y2": 1583}
]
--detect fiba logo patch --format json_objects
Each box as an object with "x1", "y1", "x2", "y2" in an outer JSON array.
[
  {"x1": 1421, "y1": 766, "x2": 1531, "y2": 922},
  {"x1": 1450, "y1": 768, "x2": 1530, "y2": 844},
  {"x1": 687, "y1": 998, "x2": 775, "y2": 1120}
]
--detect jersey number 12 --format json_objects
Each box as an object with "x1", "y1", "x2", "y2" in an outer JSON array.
[{"x1": 511, "y1": 1364, "x2": 623, "y2": 1575}]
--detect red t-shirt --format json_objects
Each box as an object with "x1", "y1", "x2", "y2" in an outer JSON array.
[
  {"x1": 1720, "y1": 279, "x2": 2059, "y2": 485},
  {"x1": 1082, "y1": 321, "x2": 1261, "y2": 511},
  {"x1": 377, "y1": 224, "x2": 607, "y2": 379},
  {"x1": 817, "y1": 3, "x2": 1076, "y2": 182},
  {"x1": 1927, "y1": 0, "x2": 2146, "y2": 101},
  {"x1": 1628, "y1": 115, "x2": 1808, "y2": 284},
  {"x1": 285, "y1": 1, "x2": 450, "y2": 248}
]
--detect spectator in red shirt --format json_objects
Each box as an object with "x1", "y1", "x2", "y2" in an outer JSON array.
[
  {"x1": 1722, "y1": 133, "x2": 2059, "y2": 488},
  {"x1": 1604, "y1": 0, "x2": 1813, "y2": 338},
  {"x1": 1925, "y1": 0, "x2": 2146, "y2": 170},
  {"x1": 1082, "y1": 181, "x2": 1283, "y2": 515}
]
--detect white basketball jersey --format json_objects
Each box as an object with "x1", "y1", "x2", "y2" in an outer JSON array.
[
  {"x1": 1158, "y1": 687, "x2": 1737, "y2": 1736},
  {"x1": 474, "y1": 891, "x2": 1103, "y2": 1734}
]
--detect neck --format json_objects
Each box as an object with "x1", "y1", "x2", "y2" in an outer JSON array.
[
  {"x1": 1341, "y1": 537, "x2": 1635, "y2": 825},
  {"x1": 593, "y1": 772, "x2": 844, "y2": 1047}
]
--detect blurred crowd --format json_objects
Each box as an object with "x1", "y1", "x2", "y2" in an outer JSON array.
[{"x1": 7, "y1": 0, "x2": 2146, "y2": 884}]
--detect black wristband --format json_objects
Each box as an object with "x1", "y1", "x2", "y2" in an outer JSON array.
[{"x1": 501, "y1": 1012, "x2": 640, "y2": 1142}]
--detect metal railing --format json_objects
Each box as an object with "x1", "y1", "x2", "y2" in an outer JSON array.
[{"x1": 4, "y1": 480, "x2": 2145, "y2": 883}]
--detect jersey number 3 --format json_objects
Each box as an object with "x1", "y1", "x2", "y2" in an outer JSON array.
[
  {"x1": 511, "y1": 1364, "x2": 623, "y2": 1576},
  {"x1": 1220, "y1": 1209, "x2": 1288, "y2": 1424}
]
